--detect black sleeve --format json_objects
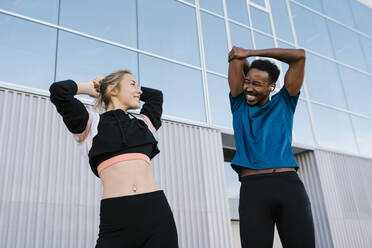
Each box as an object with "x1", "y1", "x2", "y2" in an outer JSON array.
[
  {"x1": 49, "y1": 80, "x2": 89, "y2": 134},
  {"x1": 140, "y1": 87, "x2": 163, "y2": 130}
]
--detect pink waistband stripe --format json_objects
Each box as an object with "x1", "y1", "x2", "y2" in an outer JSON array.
[{"x1": 97, "y1": 153, "x2": 151, "y2": 174}]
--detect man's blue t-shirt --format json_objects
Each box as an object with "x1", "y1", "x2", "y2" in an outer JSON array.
[{"x1": 229, "y1": 86, "x2": 299, "y2": 177}]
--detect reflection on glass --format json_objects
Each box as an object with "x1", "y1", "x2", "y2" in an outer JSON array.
[
  {"x1": 56, "y1": 31, "x2": 138, "y2": 83},
  {"x1": 207, "y1": 73, "x2": 232, "y2": 128},
  {"x1": 293, "y1": 100, "x2": 314, "y2": 145},
  {"x1": 254, "y1": 32, "x2": 274, "y2": 49},
  {"x1": 322, "y1": 0, "x2": 354, "y2": 28},
  {"x1": 311, "y1": 104, "x2": 358, "y2": 153},
  {"x1": 351, "y1": 116, "x2": 372, "y2": 157},
  {"x1": 229, "y1": 22, "x2": 253, "y2": 49},
  {"x1": 350, "y1": 0, "x2": 372, "y2": 37},
  {"x1": 201, "y1": 12, "x2": 228, "y2": 75},
  {"x1": 252, "y1": 32, "x2": 280, "y2": 88},
  {"x1": 279, "y1": 61, "x2": 288, "y2": 88},
  {"x1": 60, "y1": 0, "x2": 137, "y2": 47},
  {"x1": 250, "y1": 0, "x2": 266, "y2": 8},
  {"x1": 305, "y1": 53, "x2": 346, "y2": 109},
  {"x1": 199, "y1": 0, "x2": 223, "y2": 15},
  {"x1": 338, "y1": 65, "x2": 372, "y2": 117},
  {"x1": 276, "y1": 41, "x2": 294, "y2": 85},
  {"x1": 224, "y1": 162, "x2": 240, "y2": 199},
  {"x1": 139, "y1": 54, "x2": 206, "y2": 122},
  {"x1": 277, "y1": 41, "x2": 294, "y2": 49},
  {"x1": 225, "y1": 0, "x2": 250, "y2": 26},
  {"x1": 0, "y1": 14, "x2": 56, "y2": 90},
  {"x1": 270, "y1": 0, "x2": 294, "y2": 43},
  {"x1": 294, "y1": 0, "x2": 323, "y2": 12},
  {"x1": 0, "y1": 0, "x2": 59, "y2": 23},
  {"x1": 360, "y1": 36, "x2": 372, "y2": 74},
  {"x1": 291, "y1": 3, "x2": 333, "y2": 58},
  {"x1": 328, "y1": 21, "x2": 367, "y2": 72},
  {"x1": 138, "y1": 0, "x2": 200, "y2": 66},
  {"x1": 250, "y1": 7, "x2": 272, "y2": 34}
]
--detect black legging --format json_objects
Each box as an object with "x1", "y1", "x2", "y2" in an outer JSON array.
[
  {"x1": 239, "y1": 171, "x2": 315, "y2": 248},
  {"x1": 96, "y1": 190, "x2": 178, "y2": 248}
]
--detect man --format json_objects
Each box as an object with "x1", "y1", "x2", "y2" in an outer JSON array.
[{"x1": 228, "y1": 46, "x2": 315, "y2": 248}]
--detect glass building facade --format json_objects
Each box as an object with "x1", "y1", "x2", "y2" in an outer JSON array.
[
  {"x1": 1, "y1": 0, "x2": 372, "y2": 240},
  {"x1": 1, "y1": 0, "x2": 371, "y2": 152}
]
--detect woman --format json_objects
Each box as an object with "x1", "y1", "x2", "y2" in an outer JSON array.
[{"x1": 49, "y1": 70, "x2": 178, "y2": 248}]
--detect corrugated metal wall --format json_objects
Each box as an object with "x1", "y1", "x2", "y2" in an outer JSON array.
[
  {"x1": 296, "y1": 151, "x2": 334, "y2": 248},
  {"x1": 0, "y1": 87, "x2": 233, "y2": 248},
  {"x1": 154, "y1": 121, "x2": 233, "y2": 248},
  {"x1": 313, "y1": 150, "x2": 372, "y2": 248}
]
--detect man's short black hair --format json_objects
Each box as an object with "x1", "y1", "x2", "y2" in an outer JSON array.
[{"x1": 249, "y1": 59, "x2": 280, "y2": 84}]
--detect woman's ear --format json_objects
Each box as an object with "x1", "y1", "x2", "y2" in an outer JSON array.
[{"x1": 107, "y1": 84, "x2": 119, "y2": 97}]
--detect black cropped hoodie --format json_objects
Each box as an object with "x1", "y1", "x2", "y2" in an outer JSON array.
[{"x1": 49, "y1": 80, "x2": 162, "y2": 177}]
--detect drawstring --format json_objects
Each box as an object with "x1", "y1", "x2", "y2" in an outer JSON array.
[
  {"x1": 112, "y1": 111, "x2": 147, "y2": 147},
  {"x1": 127, "y1": 112, "x2": 136, "y2": 119},
  {"x1": 128, "y1": 112, "x2": 147, "y2": 131},
  {"x1": 112, "y1": 111, "x2": 148, "y2": 147}
]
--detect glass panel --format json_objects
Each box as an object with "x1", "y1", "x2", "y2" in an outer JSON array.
[
  {"x1": 351, "y1": 116, "x2": 372, "y2": 157},
  {"x1": 253, "y1": 32, "x2": 281, "y2": 88},
  {"x1": 328, "y1": 21, "x2": 367, "y2": 71},
  {"x1": 360, "y1": 36, "x2": 372, "y2": 74},
  {"x1": 224, "y1": 162, "x2": 240, "y2": 199},
  {"x1": 322, "y1": 0, "x2": 354, "y2": 28},
  {"x1": 276, "y1": 42, "x2": 294, "y2": 87},
  {"x1": 277, "y1": 41, "x2": 294, "y2": 49},
  {"x1": 225, "y1": 0, "x2": 250, "y2": 26},
  {"x1": 229, "y1": 22, "x2": 253, "y2": 49},
  {"x1": 338, "y1": 66, "x2": 372, "y2": 117},
  {"x1": 139, "y1": 54, "x2": 206, "y2": 122},
  {"x1": 294, "y1": 0, "x2": 323, "y2": 12},
  {"x1": 269, "y1": 0, "x2": 294, "y2": 43},
  {"x1": 311, "y1": 104, "x2": 358, "y2": 153},
  {"x1": 291, "y1": 3, "x2": 333, "y2": 58},
  {"x1": 350, "y1": 0, "x2": 372, "y2": 37},
  {"x1": 293, "y1": 100, "x2": 314, "y2": 145},
  {"x1": 305, "y1": 54, "x2": 346, "y2": 109},
  {"x1": 138, "y1": 0, "x2": 200, "y2": 66},
  {"x1": 56, "y1": 31, "x2": 138, "y2": 84},
  {"x1": 254, "y1": 32, "x2": 274, "y2": 49},
  {"x1": 199, "y1": 0, "x2": 223, "y2": 15},
  {"x1": 0, "y1": 0, "x2": 59, "y2": 23},
  {"x1": 207, "y1": 73, "x2": 232, "y2": 128},
  {"x1": 250, "y1": 7, "x2": 272, "y2": 34},
  {"x1": 0, "y1": 14, "x2": 56, "y2": 90},
  {"x1": 201, "y1": 12, "x2": 229, "y2": 75},
  {"x1": 60, "y1": 0, "x2": 137, "y2": 47},
  {"x1": 250, "y1": 0, "x2": 266, "y2": 8}
]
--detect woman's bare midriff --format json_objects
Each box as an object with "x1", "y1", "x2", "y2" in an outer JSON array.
[{"x1": 99, "y1": 160, "x2": 160, "y2": 199}]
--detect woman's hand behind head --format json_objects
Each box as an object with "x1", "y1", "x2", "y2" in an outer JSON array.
[{"x1": 88, "y1": 76, "x2": 104, "y2": 98}]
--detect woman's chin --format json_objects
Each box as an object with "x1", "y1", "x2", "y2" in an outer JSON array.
[{"x1": 130, "y1": 104, "x2": 140, "y2": 110}]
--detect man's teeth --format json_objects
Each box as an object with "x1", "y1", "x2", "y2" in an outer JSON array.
[{"x1": 247, "y1": 95, "x2": 256, "y2": 101}]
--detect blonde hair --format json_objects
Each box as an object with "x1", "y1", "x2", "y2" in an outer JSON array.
[{"x1": 95, "y1": 70, "x2": 132, "y2": 112}]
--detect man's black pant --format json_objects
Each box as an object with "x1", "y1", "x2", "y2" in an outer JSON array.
[{"x1": 239, "y1": 171, "x2": 315, "y2": 248}]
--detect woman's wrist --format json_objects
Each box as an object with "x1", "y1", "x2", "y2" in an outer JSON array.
[{"x1": 76, "y1": 81, "x2": 94, "y2": 95}]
